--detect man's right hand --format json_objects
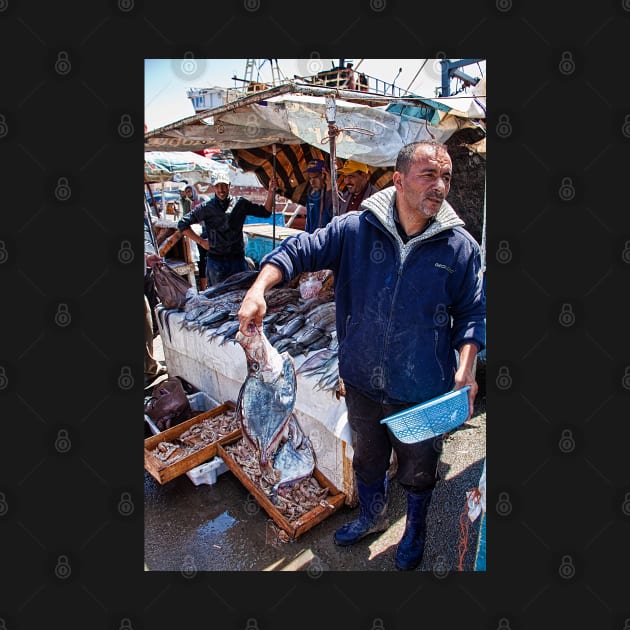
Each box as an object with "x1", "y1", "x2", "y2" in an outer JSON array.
[
  {"x1": 237, "y1": 263, "x2": 284, "y2": 335},
  {"x1": 237, "y1": 289, "x2": 267, "y2": 335}
]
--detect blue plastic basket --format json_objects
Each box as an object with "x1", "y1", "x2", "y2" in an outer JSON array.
[{"x1": 380, "y1": 386, "x2": 471, "y2": 444}]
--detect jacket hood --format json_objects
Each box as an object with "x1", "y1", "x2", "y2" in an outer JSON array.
[{"x1": 361, "y1": 186, "x2": 464, "y2": 243}]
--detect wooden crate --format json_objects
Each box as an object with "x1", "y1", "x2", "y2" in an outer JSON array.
[
  {"x1": 144, "y1": 401, "x2": 238, "y2": 485},
  {"x1": 217, "y1": 435, "x2": 346, "y2": 540}
]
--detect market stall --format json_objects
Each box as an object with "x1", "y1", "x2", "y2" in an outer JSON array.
[
  {"x1": 144, "y1": 81, "x2": 486, "y2": 510},
  {"x1": 154, "y1": 300, "x2": 356, "y2": 503}
]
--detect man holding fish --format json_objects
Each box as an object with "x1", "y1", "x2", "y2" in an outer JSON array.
[{"x1": 238, "y1": 141, "x2": 486, "y2": 571}]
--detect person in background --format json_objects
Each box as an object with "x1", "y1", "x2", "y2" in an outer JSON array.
[
  {"x1": 178, "y1": 184, "x2": 192, "y2": 218},
  {"x1": 342, "y1": 62, "x2": 355, "y2": 90},
  {"x1": 177, "y1": 173, "x2": 278, "y2": 286},
  {"x1": 237, "y1": 141, "x2": 485, "y2": 571},
  {"x1": 303, "y1": 159, "x2": 333, "y2": 233},
  {"x1": 338, "y1": 159, "x2": 379, "y2": 214},
  {"x1": 144, "y1": 207, "x2": 168, "y2": 388}
]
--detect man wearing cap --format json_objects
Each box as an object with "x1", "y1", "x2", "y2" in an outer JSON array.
[
  {"x1": 177, "y1": 173, "x2": 278, "y2": 286},
  {"x1": 338, "y1": 159, "x2": 379, "y2": 214},
  {"x1": 238, "y1": 141, "x2": 485, "y2": 571},
  {"x1": 303, "y1": 159, "x2": 334, "y2": 233}
]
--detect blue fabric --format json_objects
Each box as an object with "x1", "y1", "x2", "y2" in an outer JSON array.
[
  {"x1": 304, "y1": 189, "x2": 333, "y2": 233},
  {"x1": 261, "y1": 204, "x2": 485, "y2": 404}
]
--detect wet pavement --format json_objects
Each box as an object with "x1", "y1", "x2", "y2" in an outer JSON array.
[{"x1": 144, "y1": 334, "x2": 486, "y2": 572}]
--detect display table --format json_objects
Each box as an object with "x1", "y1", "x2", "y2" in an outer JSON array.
[{"x1": 156, "y1": 306, "x2": 357, "y2": 504}]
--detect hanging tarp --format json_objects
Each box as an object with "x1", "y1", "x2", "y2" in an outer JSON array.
[
  {"x1": 144, "y1": 83, "x2": 483, "y2": 165},
  {"x1": 144, "y1": 150, "x2": 230, "y2": 185},
  {"x1": 144, "y1": 82, "x2": 485, "y2": 206}
]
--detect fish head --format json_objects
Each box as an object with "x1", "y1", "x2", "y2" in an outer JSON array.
[{"x1": 236, "y1": 323, "x2": 285, "y2": 382}]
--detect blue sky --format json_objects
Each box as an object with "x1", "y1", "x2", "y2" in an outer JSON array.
[{"x1": 144, "y1": 58, "x2": 486, "y2": 131}]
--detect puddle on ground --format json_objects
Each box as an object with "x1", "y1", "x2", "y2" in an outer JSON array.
[{"x1": 196, "y1": 510, "x2": 237, "y2": 536}]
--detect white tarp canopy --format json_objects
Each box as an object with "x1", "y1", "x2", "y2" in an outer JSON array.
[
  {"x1": 144, "y1": 83, "x2": 485, "y2": 168},
  {"x1": 144, "y1": 81, "x2": 485, "y2": 206},
  {"x1": 144, "y1": 150, "x2": 231, "y2": 185}
]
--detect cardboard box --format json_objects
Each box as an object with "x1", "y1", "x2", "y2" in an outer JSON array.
[
  {"x1": 217, "y1": 435, "x2": 346, "y2": 540},
  {"x1": 144, "y1": 401, "x2": 238, "y2": 485}
]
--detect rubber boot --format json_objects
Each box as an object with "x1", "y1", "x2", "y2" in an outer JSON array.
[
  {"x1": 334, "y1": 477, "x2": 389, "y2": 546},
  {"x1": 395, "y1": 488, "x2": 433, "y2": 570}
]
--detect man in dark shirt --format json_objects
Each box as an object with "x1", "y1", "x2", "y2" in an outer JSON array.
[{"x1": 177, "y1": 173, "x2": 278, "y2": 286}]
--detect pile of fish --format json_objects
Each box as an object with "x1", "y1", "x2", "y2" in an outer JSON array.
[
  {"x1": 230, "y1": 321, "x2": 319, "y2": 508},
  {"x1": 156, "y1": 270, "x2": 341, "y2": 395}
]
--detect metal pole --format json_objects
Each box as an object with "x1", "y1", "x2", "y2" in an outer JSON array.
[
  {"x1": 272, "y1": 143, "x2": 277, "y2": 248},
  {"x1": 325, "y1": 96, "x2": 340, "y2": 216}
]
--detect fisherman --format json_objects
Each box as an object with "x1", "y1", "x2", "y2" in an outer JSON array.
[
  {"x1": 177, "y1": 173, "x2": 278, "y2": 286},
  {"x1": 237, "y1": 140, "x2": 486, "y2": 570},
  {"x1": 303, "y1": 159, "x2": 333, "y2": 233},
  {"x1": 337, "y1": 159, "x2": 379, "y2": 215}
]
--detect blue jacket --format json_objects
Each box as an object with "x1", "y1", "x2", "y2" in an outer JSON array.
[
  {"x1": 304, "y1": 188, "x2": 333, "y2": 233},
  {"x1": 261, "y1": 186, "x2": 486, "y2": 404}
]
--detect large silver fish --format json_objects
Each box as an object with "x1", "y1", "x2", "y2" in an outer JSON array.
[
  {"x1": 235, "y1": 323, "x2": 297, "y2": 482},
  {"x1": 271, "y1": 414, "x2": 315, "y2": 495}
]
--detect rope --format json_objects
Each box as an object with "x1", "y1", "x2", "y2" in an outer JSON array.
[{"x1": 456, "y1": 502, "x2": 470, "y2": 571}]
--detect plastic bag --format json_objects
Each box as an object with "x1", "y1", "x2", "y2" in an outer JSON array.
[{"x1": 151, "y1": 262, "x2": 191, "y2": 310}]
